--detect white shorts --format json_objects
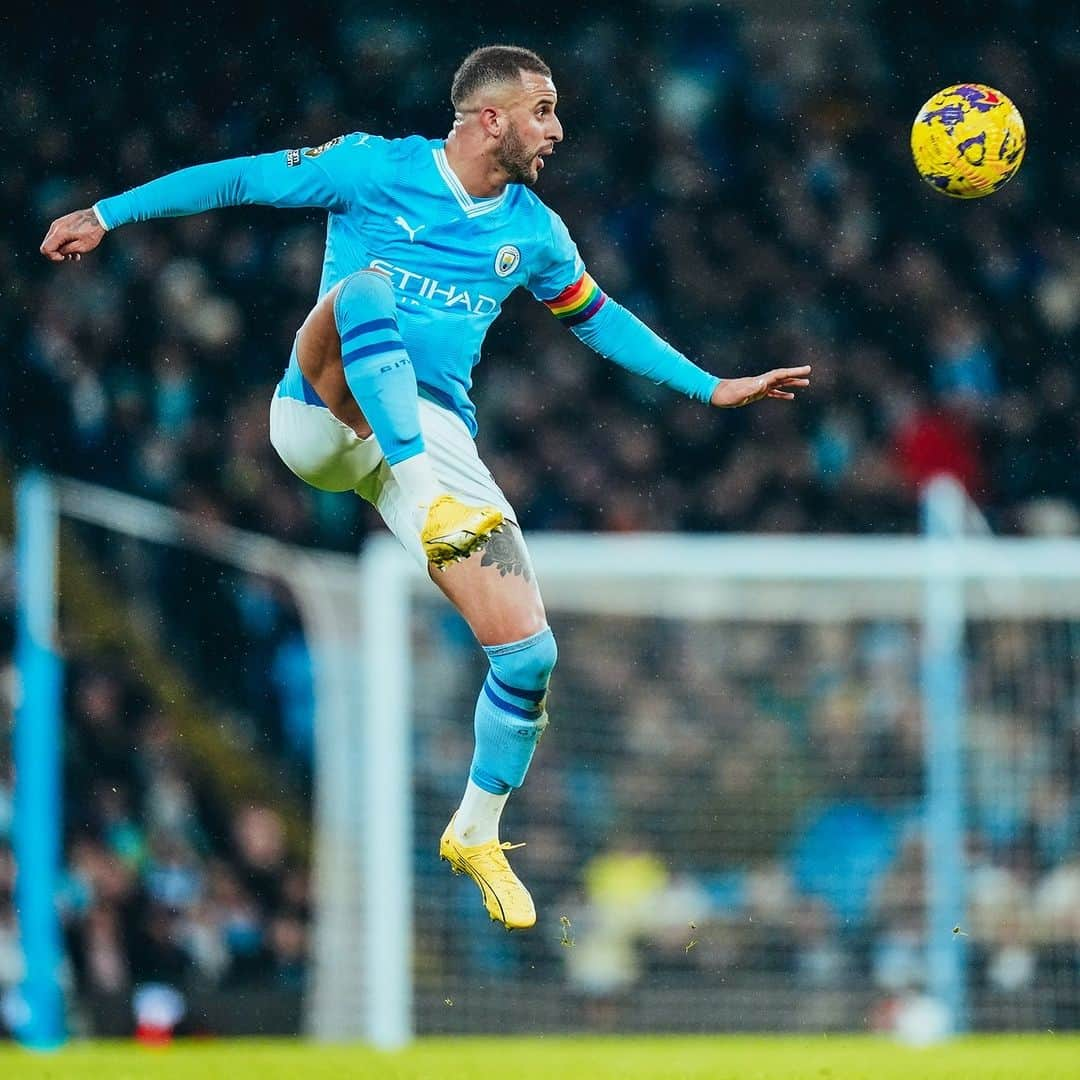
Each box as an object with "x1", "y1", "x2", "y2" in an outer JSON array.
[{"x1": 268, "y1": 391, "x2": 517, "y2": 567}]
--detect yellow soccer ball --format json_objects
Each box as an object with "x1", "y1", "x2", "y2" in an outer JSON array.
[{"x1": 911, "y1": 84, "x2": 1026, "y2": 198}]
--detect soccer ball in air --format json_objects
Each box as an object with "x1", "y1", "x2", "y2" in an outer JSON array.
[{"x1": 910, "y1": 84, "x2": 1025, "y2": 198}]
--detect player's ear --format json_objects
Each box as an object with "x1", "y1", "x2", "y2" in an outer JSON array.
[{"x1": 480, "y1": 106, "x2": 501, "y2": 137}]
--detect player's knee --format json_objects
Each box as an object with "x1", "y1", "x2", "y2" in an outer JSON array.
[
  {"x1": 334, "y1": 268, "x2": 397, "y2": 329},
  {"x1": 269, "y1": 397, "x2": 360, "y2": 493},
  {"x1": 487, "y1": 626, "x2": 558, "y2": 696}
]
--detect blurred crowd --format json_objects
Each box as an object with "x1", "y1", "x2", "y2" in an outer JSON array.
[
  {"x1": 2, "y1": 0, "x2": 1078, "y2": 1035},
  {"x1": 5, "y1": 3, "x2": 1079, "y2": 545},
  {"x1": 0, "y1": 604, "x2": 311, "y2": 1034}
]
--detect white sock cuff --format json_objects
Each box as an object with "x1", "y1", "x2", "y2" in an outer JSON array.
[
  {"x1": 454, "y1": 779, "x2": 509, "y2": 846},
  {"x1": 389, "y1": 451, "x2": 442, "y2": 507}
]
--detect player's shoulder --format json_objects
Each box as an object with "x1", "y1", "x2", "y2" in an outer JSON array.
[
  {"x1": 509, "y1": 187, "x2": 575, "y2": 256},
  {"x1": 301, "y1": 132, "x2": 433, "y2": 191},
  {"x1": 304, "y1": 131, "x2": 429, "y2": 162},
  {"x1": 512, "y1": 184, "x2": 560, "y2": 221},
  {"x1": 346, "y1": 132, "x2": 437, "y2": 161},
  {"x1": 509, "y1": 186, "x2": 569, "y2": 241}
]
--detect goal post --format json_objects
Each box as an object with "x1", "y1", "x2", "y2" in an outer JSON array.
[
  {"x1": 920, "y1": 476, "x2": 969, "y2": 1033},
  {"x1": 12, "y1": 471, "x2": 64, "y2": 1049}
]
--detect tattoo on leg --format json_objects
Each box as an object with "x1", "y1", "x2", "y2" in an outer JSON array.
[{"x1": 480, "y1": 525, "x2": 532, "y2": 582}]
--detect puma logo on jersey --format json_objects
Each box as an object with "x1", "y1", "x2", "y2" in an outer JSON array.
[{"x1": 394, "y1": 216, "x2": 426, "y2": 242}]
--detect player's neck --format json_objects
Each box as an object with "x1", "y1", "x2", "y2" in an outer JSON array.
[{"x1": 443, "y1": 134, "x2": 509, "y2": 199}]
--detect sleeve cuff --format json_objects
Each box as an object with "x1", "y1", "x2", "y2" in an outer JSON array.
[{"x1": 91, "y1": 203, "x2": 111, "y2": 231}]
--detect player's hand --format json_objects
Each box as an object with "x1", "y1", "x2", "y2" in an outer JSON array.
[
  {"x1": 40, "y1": 208, "x2": 106, "y2": 263},
  {"x1": 710, "y1": 366, "x2": 811, "y2": 408}
]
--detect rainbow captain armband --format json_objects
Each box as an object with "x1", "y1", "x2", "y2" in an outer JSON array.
[
  {"x1": 543, "y1": 272, "x2": 607, "y2": 327},
  {"x1": 543, "y1": 273, "x2": 721, "y2": 405}
]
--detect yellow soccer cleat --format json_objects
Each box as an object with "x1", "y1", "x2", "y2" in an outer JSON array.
[
  {"x1": 420, "y1": 494, "x2": 504, "y2": 570},
  {"x1": 439, "y1": 815, "x2": 536, "y2": 930}
]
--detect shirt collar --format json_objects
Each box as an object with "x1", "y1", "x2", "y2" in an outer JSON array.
[{"x1": 432, "y1": 145, "x2": 508, "y2": 218}]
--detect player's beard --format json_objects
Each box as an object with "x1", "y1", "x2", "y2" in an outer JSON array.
[{"x1": 496, "y1": 121, "x2": 541, "y2": 185}]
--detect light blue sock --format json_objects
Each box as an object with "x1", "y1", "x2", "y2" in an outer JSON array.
[
  {"x1": 470, "y1": 627, "x2": 558, "y2": 796},
  {"x1": 333, "y1": 270, "x2": 423, "y2": 466}
]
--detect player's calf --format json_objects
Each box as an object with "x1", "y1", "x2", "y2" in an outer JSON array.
[
  {"x1": 469, "y1": 626, "x2": 557, "y2": 800},
  {"x1": 441, "y1": 626, "x2": 558, "y2": 929}
]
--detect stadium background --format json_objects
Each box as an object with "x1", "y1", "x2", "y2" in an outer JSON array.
[{"x1": 1, "y1": 0, "x2": 1079, "y2": 1046}]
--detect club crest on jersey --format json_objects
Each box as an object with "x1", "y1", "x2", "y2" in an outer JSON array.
[
  {"x1": 494, "y1": 245, "x2": 521, "y2": 278},
  {"x1": 305, "y1": 136, "x2": 343, "y2": 159}
]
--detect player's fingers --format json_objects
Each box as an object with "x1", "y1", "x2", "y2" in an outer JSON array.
[
  {"x1": 43, "y1": 233, "x2": 79, "y2": 259},
  {"x1": 44, "y1": 235, "x2": 86, "y2": 263},
  {"x1": 767, "y1": 389, "x2": 795, "y2": 400},
  {"x1": 40, "y1": 232, "x2": 65, "y2": 260},
  {"x1": 769, "y1": 366, "x2": 812, "y2": 382}
]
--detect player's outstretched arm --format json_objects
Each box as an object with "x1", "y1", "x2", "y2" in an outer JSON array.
[
  {"x1": 542, "y1": 272, "x2": 811, "y2": 408},
  {"x1": 40, "y1": 208, "x2": 106, "y2": 263},
  {"x1": 41, "y1": 141, "x2": 357, "y2": 260},
  {"x1": 709, "y1": 366, "x2": 811, "y2": 408}
]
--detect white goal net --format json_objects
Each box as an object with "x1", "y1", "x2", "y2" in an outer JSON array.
[
  {"x1": 363, "y1": 478, "x2": 1080, "y2": 1045},
  {"x1": 13, "y1": 474, "x2": 1080, "y2": 1046}
]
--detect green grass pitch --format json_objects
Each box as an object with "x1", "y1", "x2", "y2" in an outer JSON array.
[{"x1": 2, "y1": 1035, "x2": 1078, "y2": 1079}]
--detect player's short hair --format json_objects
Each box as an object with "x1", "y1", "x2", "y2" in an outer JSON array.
[{"x1": 451, "y1": 46, "x2": 551, "y2": 110}]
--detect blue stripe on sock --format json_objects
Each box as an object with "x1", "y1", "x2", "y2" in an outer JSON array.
[
  {"x1": 340, "y1": 318, "x2": 397, "y2": 349},
  {"x1": 488, "y1": 670, "x2": 547, "y2": 704},
  {"x1": 482, "y1": 681, "x2": 541, "y2": 720},
  {"x1": 342, "y1": 339, "x2": 406, "y2": 365}
]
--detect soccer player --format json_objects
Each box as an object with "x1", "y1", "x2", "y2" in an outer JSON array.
[{"x1": 41, "y1": 45, "x2": 810, "y2": 930}]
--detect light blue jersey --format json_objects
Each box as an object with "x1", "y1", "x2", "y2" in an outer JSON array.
[{"x1": 95, "y1": 132, "x2": 720, "y2": 434}]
